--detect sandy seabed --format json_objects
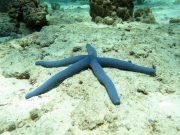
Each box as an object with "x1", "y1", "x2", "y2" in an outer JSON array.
[{"x1": 0, "y1": 4, "x2": 180, "y2": 135}]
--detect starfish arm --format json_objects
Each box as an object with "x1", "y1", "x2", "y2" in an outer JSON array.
[
  {"x1": 86, "y1": 44, "x2": 97, "y2": 56},
  {"x1": 90, "y1": 58, "x2": 120, "y2": 105},
  {"x1": 98, "y1": 57, "x2": 155, "y2": 75},
  {"x1": 35, "y1": 55, "x2": 86, "y2": 68},
  {"x1": 25, "y1": 57, "x2": 90, "y2": 99}
]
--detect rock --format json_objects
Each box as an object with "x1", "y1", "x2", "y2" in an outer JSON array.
[
  {"x1": 129, "y1": 50, "x2": 149, "y2": 58},
  {"x1": 95, "y1": 16, "x2": 103, "y2": 23},
  {"x1": 134, "y1": 7, "x2": 156, "y2": 24},
  {"x1": 136, "y1": 0, "x2": 145, "y2": 4},
  {"x1": 80, "y1": 118, "x2": 104, "y2": 130},
  {"x1": 0, "y1": 13, "x2": 17, "y2": 37},
  {"x1": 0, "y1": 128, "x2": 4, "y2": 134},
  {"x1": 50, "y1": 2, "x2": 61, "y2": 11},
  {"x1": 104, "y1": 114, "x2": 118, "y2": 123},
  {"x1": 137, "y1": 86, "x2": 148, "y2": 95},
  {"x1": 3, "y1": 70, "x2": 30, "y2": 79},
  {"x1": 16, "y1": 71, "x2": 30, "y2": 79},
  {"x1": 34, "y1": 31, "x2": 56, "y2": 47},
  {"x1": 116, "y1": 7, "x2": 131, "y2": 21},
  {"x1": 6, "y1": 122, "x2": 16, "y2": 132},
  {"x1": 8, "y1": 0, "x2": 48, "y2": 30},
  {"x1": 148, "y1": 119, "x2": 160, "y2": 133},
  {"x1": 103, "y1": 16, "x2": 114, "y2": 25},
  {"x1": 0, "y1": 0, "x2": 13, "y2": 12},
  {"x1": 17, "y1": 121, "x2": 26, "y2": 128},
  {"x1": 159, "y1": 85, "x2": 175, "y2": 94},
  {"x1": 72, "y1": 46, "x2": 82, "y2": 52},
  {"x1": 169, "y1": 18, "x2": 180, "y2": 24},
  {"x1": 89, "y1": 0, "x2": 134, "y2": 23},
  {"x1": 29, "y1": 108, "x2": 41, "y2": 120}
]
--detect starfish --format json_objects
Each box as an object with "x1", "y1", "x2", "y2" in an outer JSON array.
[{"x1": 25, "y1": 44, "x2": 155, "y2": 105}]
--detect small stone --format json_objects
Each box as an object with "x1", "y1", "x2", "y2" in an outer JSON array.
[
  {"x1": 137, "y1": 88, "x2": 148, "y2": 95},
  {"x1": 72, "y1": 46, "x2": 82, "y2": 52},
  {"x1": 71, "y1": 121, "x2": 75, "y2": 126},
  {"x1": 103, "y1": 16, "x2": 115, "y2": 25},
  {"x1": 125, "y1": 28, "x2": 130, "y2": 32},
  {"x1": 16, "y1": 71, "x2": 30, "y2": 79},
  {"x1": 129, "y1": 51, "x2": 135, "y2": 55},
  {"x1": 17, "y1": 40, "x2": 29, "y2": 48},
  {"x1": 148, "y1": 119, "x2": 159, "y2": 132},
  {"x1": 62, "y1": 39, "x2": 67, "y2": 42},
  {"x1": 95, "y1": 16, "x2": 103, "y2": 23},
  {"x1": 134, "y1": 7, "x2": 156, "y2": 24},
  {"x1": 0, "y1": 128, "x2": 4, "y2": 134},
  {"x1": 104, "y1": 114, "x2": 118, "y2": 123},
  {"x1": 78, "y1": 80, "x2": 83, "y2": 84},
  {"x1": 17, "y1": 121, "x2": 26, "y2": 128},
  {"x1": 169, "y1": 18, "x2": 180, "y2": 24},
  {"x1": 88, "y1": 120, "x2": 104, "y2": 130},
  {"x1": 137, "y1": 85, "x2": 148, "y2": 95},
  {"x1": 50, "y1": 2, "x2": 60, "y2": 11},
  {"x1": 80, "y1": 118, "x2": 104, "y2": 130},
  {"x1": 6, "y1": 122, "x2": 16, "y2": 131},
  {"x1": 111, "y1": 11, "x2": 117, "y2": 17},
  {"x1": 156, "y1": 76, "x2": 166, "y2": 83},
  {"x1": 167, "y1": 115, "x2": 172, "y2": 119},
  {"x1": 29, "y1": 109, "x2": 40, "y2": 120},
  {"x1": 159, "y1": 85, "x2": 175, "y2": 94}
]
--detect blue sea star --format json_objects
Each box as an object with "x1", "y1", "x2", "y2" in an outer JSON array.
[{"x1": 25, "y1": 44, "x2": 155, "y2": 105}]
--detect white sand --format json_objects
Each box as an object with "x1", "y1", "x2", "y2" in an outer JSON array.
[{"x1": 0, "y1": 3, "x2": 180, "y2": 135}]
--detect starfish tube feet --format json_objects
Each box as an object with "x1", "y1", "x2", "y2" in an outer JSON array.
[{"x1": 25, "y1": 57, "x2": 89, "y2": 99}]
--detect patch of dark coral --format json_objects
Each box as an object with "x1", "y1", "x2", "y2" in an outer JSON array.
[
  {"x1": 0, "y1": 13, "x2": 17, "y2": 37},
  {"x1": 89, "y1": 0, "x2": 134, "y2": 23},
  {"x1": 8, "y1": 0, "x2": 48, "y2": 31},
  {"x1": 3, "y1": 71, "x2": 30, "y2": 80},
  {"x1": 136, "y1": 0, "x2": 145, "y2": 4},
  {"x1": 15, "y1": 71, "x2": 30, "y2": 80},
  {"x1": 0, "y1": 0, "x2": 13, "y2": 12},
  {"x1": 169, "y1": 18, "x2": 180, "y2": 24},
  {"x1": 72, "y1": 46, "x2": 82, "y2": 52},
  {"x1": 134, "y1": 7, "x2": 156, "y2": 24}
]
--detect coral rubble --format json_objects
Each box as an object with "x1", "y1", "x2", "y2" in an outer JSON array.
[{"x1": 0, "y1": 0, "x2": 13, "y2": 12}]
